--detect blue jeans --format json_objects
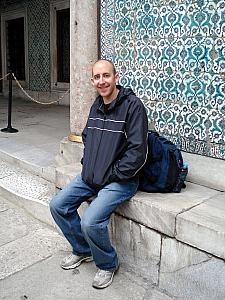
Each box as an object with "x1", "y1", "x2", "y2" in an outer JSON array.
[{"x1": 49, "y1": 175, "x2": 138, "y2": 271}]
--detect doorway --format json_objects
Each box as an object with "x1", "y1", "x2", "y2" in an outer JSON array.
[
  {"x1": 1, "y1": 9, "x2": 28, "y2": 91},
  {"x1": 6, "y1": 17, "x2": 25, "y2": 80},
  {"x1": 57, "y1": 8, "x2": 70, "y2": 83},
  {"x1": 0, "y1": 23, "x2": 2, "y2": 92},
  {"x1": 50, "y1": 0, "x2": 70, "y2": 90}
]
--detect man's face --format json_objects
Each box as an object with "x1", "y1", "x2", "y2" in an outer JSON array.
[{"x1": 91, "y1": 61, "x2": 119, "y2": 103}]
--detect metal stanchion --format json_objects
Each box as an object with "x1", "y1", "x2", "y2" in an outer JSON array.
[{"x1": 1, "y1": 71, "x2": 18, "y2": 133}]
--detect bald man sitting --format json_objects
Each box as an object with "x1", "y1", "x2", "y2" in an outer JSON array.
[{"x1": 50, "y1": 59, "x2": 148, "y2": 289}]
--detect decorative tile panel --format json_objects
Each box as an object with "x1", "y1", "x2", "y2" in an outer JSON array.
[
  {"x1": 101, "y1": 0, "x2": 225, "y2": 160},
  {"x1": 0, "y1": 0, "x2": 51, "y2": 91},
  {"x1": 27, "y1": 0, "x2": 50, "y2": 91}
]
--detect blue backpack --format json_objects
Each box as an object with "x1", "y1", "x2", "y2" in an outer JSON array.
[{"x1": 139, "y1": 131, "x2": 188, "y2": 193}]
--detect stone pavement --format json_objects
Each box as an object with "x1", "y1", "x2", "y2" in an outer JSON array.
[
  {"x1": 0, "y1": 96, "x2": 69, "y2": 182},
  {"x1": 0, "y1": 195, "x2": 173, "y2": 300}
]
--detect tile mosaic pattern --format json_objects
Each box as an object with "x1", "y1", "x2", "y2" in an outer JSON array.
[
  {"x1": 0, "y1": 0, "x2": 51, "y2": 91},
  {"x1": 27, "y1": 0, "x2": 51, "y2": 91},
  {"x1": 101, "y1": 0, "x2": 225, "y2": 160}
]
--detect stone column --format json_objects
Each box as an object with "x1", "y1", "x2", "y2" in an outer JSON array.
[
  {"x1": 55, "y1": 0, "x2": 98, "y2": 169},
  {"x1": 69, "y1": 0, "x2": 98, "y2": 141}
]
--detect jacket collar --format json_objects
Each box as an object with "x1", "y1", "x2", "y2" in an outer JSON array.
[{"x1": 97, "y1": 85, "x2": 135, "y2": 113}]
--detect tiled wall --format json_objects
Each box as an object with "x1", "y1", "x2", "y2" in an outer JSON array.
[
  {"x1": 27, "y1": 0, "x2": 50, "y2": 91},
  {"x1": 101, "y1": 0, "x2": 225, "y2": 160},
  {"x1": 0, "y1": 0, "x2": 51, "y2": 91}
]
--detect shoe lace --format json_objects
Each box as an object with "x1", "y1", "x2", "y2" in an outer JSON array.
[
  {"x1": 65, "y1": 253, "x2": 76, "y2": 262},
  {"x1": 97, "y1": 269, "x2": 111, "y2": 277}
]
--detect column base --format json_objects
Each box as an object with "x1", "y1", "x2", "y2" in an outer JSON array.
[{"x1": 68, "y1": 134, "x2": 82, "y2": 143}]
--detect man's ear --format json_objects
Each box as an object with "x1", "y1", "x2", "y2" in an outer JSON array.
[
  {"x1": 115, "y1": 72, "x2": 119, "y2": 82},
  {"x1": 90, "y1": 78, "x2": 95, "y2": 86}
]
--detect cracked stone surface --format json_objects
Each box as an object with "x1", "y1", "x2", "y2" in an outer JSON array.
[
  {"x1": 159, "y1": 237, "x2": 225, "y2": 299},
  {"x1": 0, "y1": 253, "x2": 148, "y2": 300},
  {"x1": 0, "y1": 197, "x2": 9, "y2": 212},
  {"x1": 0, "y1": 227, "x2": 70, "y2": 280}
]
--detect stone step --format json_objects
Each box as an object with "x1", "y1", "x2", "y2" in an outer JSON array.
[
  {"x1": 0, "y1": 159, "x2": 56, "y2": 227},
  {"x1": 176, "y1": 192, "x2": 225, "y2": 260},
  {"x1": 2, "y1": 158, "x2": 225, "y2": 298},
  {"x1": 56, "y1": 163, "x2": 81, "y2": 188},
  {"x1": 0, "y1": 148, "x2": 56, "y2": 183},
  {"x1": 182, "y1": 152, "x2": 225, "y2": 192},
  {"x1": 56, "y1": 162, "x2": 81, "y2": 188},
  {"x1": 57, "y1": 138, "x2": 225, "y2": 191},
  {"x1": 55, "y1": 137, "x2": 83, "y2": 166}
]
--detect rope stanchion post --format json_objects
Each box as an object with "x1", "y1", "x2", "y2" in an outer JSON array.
[{"x1": 1, "y1": 71, "x2": 18, "y2": 133}]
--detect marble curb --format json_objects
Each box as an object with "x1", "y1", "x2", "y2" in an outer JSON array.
[{"x1": 55, "y1": 164, "x2": 224, "y2": 260}]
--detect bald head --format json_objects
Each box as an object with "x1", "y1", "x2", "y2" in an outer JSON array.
[
  {"x1": 91, "y1": 59, "x2": 119, "y2": 104},
  {"x1": 92, "y1": 59, "x2": 116, "y2": 76}
]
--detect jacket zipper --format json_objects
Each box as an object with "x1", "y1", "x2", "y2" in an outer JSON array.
[{"x1": 91, "y1": 114, "x2": 106, "y2": 186}]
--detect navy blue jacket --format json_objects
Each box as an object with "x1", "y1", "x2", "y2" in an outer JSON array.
[{"x1": 81, "y1": 85, "x2": 148, "y2": 188}]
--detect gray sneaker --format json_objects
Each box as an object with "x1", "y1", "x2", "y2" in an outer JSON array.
[
  {"x1": 60, "y1": 253, "x2": 93, "y2": 270},
  {"x1": 92, "y1": 269, "x2": 116, "y2": 289}
]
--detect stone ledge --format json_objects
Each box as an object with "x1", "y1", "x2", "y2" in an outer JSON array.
[
  {"x1": 56, "y1": 164, "x2": 224, "y2": 260},
  {"x1": 182, "y1": 152, "x2": 225, "y2": 191},
  {"x1": 117, "y1": 184, "x2": 220, "y2": 237},
  {"x1": 176, "y1": 193, "x2": 225, "y2": 260},
  {"x1": 56, "y1": 138, "x2": 225, "y2": 191}
]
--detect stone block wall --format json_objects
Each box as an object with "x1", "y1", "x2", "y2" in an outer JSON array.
[{"x1": 111, "y1": 214, "x2": 225, "y2": 299}]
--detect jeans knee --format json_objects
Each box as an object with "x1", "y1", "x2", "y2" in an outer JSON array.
[
  {"x1": 81, "y1": 217, "x2": 96, "y2": 235},
  {"x1": 80, "y1": 218, "x2": 89, "y2": 234},
  {"x1": 49, "y1": 197, "x2": 60, "y2": 214},
  {"x1": 81, "y1": 216, "x2": 107, "y2": 238}
]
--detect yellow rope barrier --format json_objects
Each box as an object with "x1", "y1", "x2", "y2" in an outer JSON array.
[
  {"x1": 12, "y1": 73, "x2": 70, "y2": 105},
  {"x1": 0, "y1": 73, "x2": 10, "y2": 81}
]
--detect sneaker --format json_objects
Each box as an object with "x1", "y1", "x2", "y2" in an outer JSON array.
[
  {"x1": 60, "y1": 253, "x2": 93, "y2": 270},
  {"x1": 92, "y1": 269, "x2": 117, "y2": 289}
]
